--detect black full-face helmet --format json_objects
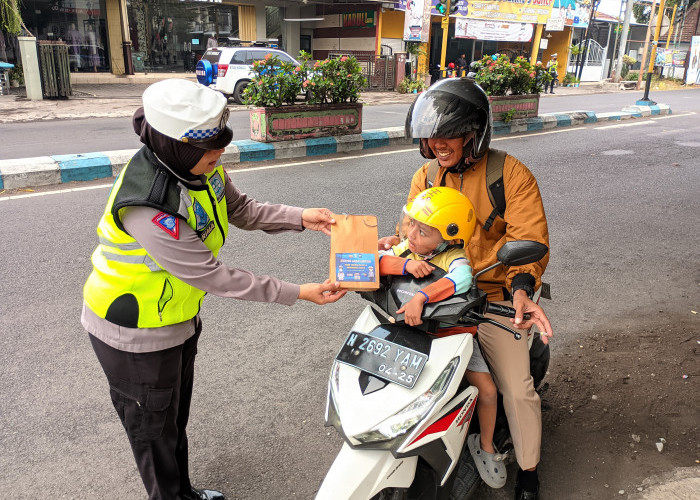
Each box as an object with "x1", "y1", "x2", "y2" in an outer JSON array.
[{"x1": 405, "y1": 78, "x2": 492, "y2": 167}]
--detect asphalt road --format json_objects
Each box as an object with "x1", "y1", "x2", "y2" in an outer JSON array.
[
  {"x1": 1, "y1": 106, "x2": 699, "y2": 499},
  {"x1": 1, "y1": 89, "x2": 699, "y2": 160}
]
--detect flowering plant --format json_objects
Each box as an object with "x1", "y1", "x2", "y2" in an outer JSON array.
[
  {"x1": 472, "y1": 54, "x2": 551, "y2": 96},
  {"x1": 243, "y1": 50, "x2": 367, "y2": 107}
]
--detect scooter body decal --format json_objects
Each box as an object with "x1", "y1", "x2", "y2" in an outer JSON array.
[{"x1": 408, "y1": 406, "x2": 462, "y2": 446}]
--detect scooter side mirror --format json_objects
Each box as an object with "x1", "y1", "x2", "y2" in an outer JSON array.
[{"x1": 496, "y1": 241, "x2": 549, "y2": 266}]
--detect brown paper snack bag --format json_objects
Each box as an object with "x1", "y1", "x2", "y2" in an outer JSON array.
[{"x1": 330, "y1": 214, "x2": 380, "y2": 291}]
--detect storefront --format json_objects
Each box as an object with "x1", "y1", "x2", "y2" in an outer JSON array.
[
  {"x1": 126, "y1": 0, "x2": 241, "y2": 73},
  {"x1": 20, "y1": 0, "x2": 111, "y2": 72}
]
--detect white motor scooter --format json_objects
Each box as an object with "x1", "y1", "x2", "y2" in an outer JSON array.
[{"x1": 317, "y1": 241, "x2": 550, "y2": 500}]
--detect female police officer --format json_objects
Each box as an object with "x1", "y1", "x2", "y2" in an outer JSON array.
[
  {"x1": 82, "y1": 79, "x2": 345, "y2": 500},
  {"x1": 382, "y1": 78, "x2": 552, "y2": 500}
]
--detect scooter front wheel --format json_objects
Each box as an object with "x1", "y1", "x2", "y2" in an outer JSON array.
[{"x1": 371, "y1": 488, "x2": 407, "y2": 500}]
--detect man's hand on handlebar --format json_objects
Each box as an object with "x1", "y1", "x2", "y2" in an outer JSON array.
[{"x1": 512, "y1": 289, "x2": 553, "y2": 343}]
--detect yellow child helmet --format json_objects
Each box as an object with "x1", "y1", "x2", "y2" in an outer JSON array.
[{"x1": 404, "y1": 187, "x2": 476, "y2": 242}]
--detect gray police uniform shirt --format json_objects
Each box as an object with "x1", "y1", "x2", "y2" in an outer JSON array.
[{"x1": 82, "y1": 171, "x2": 303, "y2": 353}]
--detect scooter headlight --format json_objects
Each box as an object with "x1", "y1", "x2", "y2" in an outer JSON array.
[{"x1": 353, "y1": 357, "x2": 459, "y2": 444}]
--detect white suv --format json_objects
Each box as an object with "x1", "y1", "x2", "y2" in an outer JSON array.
[{"x1": 197, "y1": 46, "x2": 303, "y2": 104}]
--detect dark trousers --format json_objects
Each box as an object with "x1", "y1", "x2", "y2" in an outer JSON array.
[{"x1": 90, "y1": 322, "x2": 201, "y2": 500}]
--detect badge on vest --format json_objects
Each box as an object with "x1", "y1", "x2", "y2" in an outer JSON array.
[
  {"x1": 199, "y1": 221, "x2": 215, "y2": 241},
  {"x1": 193, "y1": 200, "x2": 210, "y2": 231},
  {"x1": 152, "y1": 212, "x2": 179, "y2": 239},
  {"x1": 210, "y1": 170, "x2": 225, "y2": 202}
]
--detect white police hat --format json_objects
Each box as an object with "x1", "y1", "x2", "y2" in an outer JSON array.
[
  {"x1": 551, "y1": 53, "x2": 558, "y2": 57},
  {"x1": 142, "y1": 79, "x2": 233, "y2": 150}
]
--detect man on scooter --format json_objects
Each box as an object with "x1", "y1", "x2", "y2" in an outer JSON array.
[{"x1": 380, "y1": 78, "x2": 552, "y2": 500}]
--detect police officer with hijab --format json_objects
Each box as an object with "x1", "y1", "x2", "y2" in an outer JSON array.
[{"x1": 82, "y1": 79, "x2": 345, "y2": 500}]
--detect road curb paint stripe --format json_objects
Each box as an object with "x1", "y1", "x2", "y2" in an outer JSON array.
[
  {"x1": 236, "y1": 140, "x2": 276, "y2": 162},
  {"x1": 53, "y1": 153, "x2": 112, "y2": 184},
  {"x1": 305, "y1": 137, "x2": 338, "y2": 156},
  {"x1": 0, "y1": 105, "x2": 674, "y2": 191},
  {"x1": 361, "y1": 131, "x2": 391, "y2": 149}
]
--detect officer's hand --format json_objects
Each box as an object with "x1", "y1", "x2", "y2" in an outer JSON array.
[
  {"x1": 299, "y1": 280, "x2": 347, "y2": 305},
  {"x1": 405, "y1": 260, "x2": 434, "y2": 278},
  {"x1": 379, "y1": 235, "x2": 400, "y2": 251},
  {"x1": 302, "y1": 208, "x2": 336, "y2": 236},
  {"x1": 511, "y1": 290, "x2": 553, "y2": 343}
]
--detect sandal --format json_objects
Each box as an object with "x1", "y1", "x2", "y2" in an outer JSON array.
[{"x1": 467, "y1": 433, "x2": 507, "y2": 488}]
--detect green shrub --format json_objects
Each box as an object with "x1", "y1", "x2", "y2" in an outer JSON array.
[
  {"x1": 626, "y1": 71, "x2": 639, "y2": 81},
  {"x1": 242, "y1": 51, "x2": 367, "y2": 107}
]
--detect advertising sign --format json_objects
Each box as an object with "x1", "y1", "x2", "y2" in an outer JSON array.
[
  {"x1": 403, "y1": 0, "x2": 432, "y2": 42},
  {"x1": 455, "y1": 18, "x2": 534, "y2": 42},
  {"x1": 464, "y1": 0, "x2": 554, "y2": 24},
  {"x1": 342, "y1": 11, "x2": 376, "y2": 28},
  {"x1": 687, "y1": 36, "x2": 700, "y2": 85},
  {"x1": 550, "y1": 0, "x2": 591, "y2": 29},
  {"x1": 396, "y1": 0, "x2": 550, "y2": 22},
  {"x1": 545, "y1": 17, "x2": 565, "y2": 31}
]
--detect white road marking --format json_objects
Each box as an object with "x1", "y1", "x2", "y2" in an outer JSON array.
[
  {"x1": 651, "y1": 112, "x2": 696, "y2": 120},
  {"x1": 595, "y1": 120, "x2": 655, "y2": 130}
]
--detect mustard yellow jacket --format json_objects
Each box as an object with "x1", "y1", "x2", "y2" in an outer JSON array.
[{"x1": 408, "y1": 151, "x2": 549, "y2": 301}]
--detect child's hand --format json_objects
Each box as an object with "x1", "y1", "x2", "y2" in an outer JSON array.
[
  {"x1": 405, "y1": 260, "x2": 434, "y2": 278},
  {"x1": 396, "y1": 293, "x2": 428, "y2": 326}
]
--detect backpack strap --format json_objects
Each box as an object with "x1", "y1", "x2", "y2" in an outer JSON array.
[
  {"x1": 483, "y1": 149, "x2": 507, "y2": 232},
  {"x1": 425, "y1": 159, "x2": 441, "y2": 189}
]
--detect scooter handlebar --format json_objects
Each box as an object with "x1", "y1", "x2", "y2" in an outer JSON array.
[{"x1": 486, "y1": 303, "x2": 531, "y2": 321}]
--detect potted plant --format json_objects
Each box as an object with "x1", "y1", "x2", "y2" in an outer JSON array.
[
  {"x1": 243, "y1": 51, "x2": 368, "y2": 142},
  {"x1": 471, "y1": 54, "x2": 550, "y2": 121},
  {"x1": 8, "y1": 64, "x2": 24, "y2": 87}
]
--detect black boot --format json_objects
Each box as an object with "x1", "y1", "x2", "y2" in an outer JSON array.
[
  {"x1": 514, "y1": 468, "x2": 539, "y2": 500},
  {"x1": 183, "y1": 487, "x2": 226, "y2": 500}
]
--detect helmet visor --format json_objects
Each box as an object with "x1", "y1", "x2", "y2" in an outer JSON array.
[{"x1": 406, "y1": 91, "x2": 485, "y2": 139}]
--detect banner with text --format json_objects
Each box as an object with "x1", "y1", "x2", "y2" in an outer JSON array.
[
  {"x1": 550, "y1": 0, "x2": 590, "y2": 29},
  {"x1": 403, "y1": 0, "x2": 433, "y2": 42},
  {"x1": 686, "y1": 36, "x2": 700, "y2": 85},
  {"x1": 455, "y1": 18, "x2": 534, "y2": 41}
]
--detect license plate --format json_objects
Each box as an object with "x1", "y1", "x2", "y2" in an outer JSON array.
[{"x1": 336, "y1": 332, "x2": 428, "y2": 389}]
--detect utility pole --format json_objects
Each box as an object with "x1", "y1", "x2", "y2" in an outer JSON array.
[
  {"x1": 576, "y1": 0, "x2": 602, "y2": 83},
  {"x1": 614, "y1": 0, "x2": 635, "y2": 82},
  {"x1": 608, "y1": 0, "x2": 625, "y2": 78},
  {"x1": 439, "y1": 0, "x2": 451, "y2": 72},
  {"x1": 639, "y1": 0, "x2": 667, "y2": 103},
  {"x1": 636, "y1": 0, "x2": 657, "y2": 90}
]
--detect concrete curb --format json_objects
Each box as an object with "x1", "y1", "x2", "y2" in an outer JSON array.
[{"x1": 0, "y1": 104, "x2": 672, "y2": 191}]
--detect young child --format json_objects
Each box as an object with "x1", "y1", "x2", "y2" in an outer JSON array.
[{"x1": 378, "y1": 187, "x2": 507, "y2": 489}]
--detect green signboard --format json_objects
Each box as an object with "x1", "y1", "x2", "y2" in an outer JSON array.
[{"x1": 342, "y1": 11, "x2": 376, "y2": 28}]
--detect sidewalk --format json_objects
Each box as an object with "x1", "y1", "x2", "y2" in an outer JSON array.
[{"x1": 0, "y1": 76, "x2": 671, "y2": 192}]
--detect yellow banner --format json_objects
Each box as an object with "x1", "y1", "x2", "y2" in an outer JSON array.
[{"x1": 466, "y1": 0, "x2": 555, "y2": 25}]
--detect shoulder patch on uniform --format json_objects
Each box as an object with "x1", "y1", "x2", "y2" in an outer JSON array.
[
  {"x1": 193, "y1": 199, "x2": 210, "y2": 231},
  {"x1": 152, "y1": 212, "x2": 179, "y2": 239},
  {"x1": 209, "y1": 170, "x2": 225, "y2": 202}
]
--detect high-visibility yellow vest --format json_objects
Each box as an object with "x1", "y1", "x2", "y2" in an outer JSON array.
[{"x1": 83, "y1": 148, "x2": 229, "y2": 328}]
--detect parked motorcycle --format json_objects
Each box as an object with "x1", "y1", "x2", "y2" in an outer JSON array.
[{"x1": 317, "y1": 241, "x2": 550, "y2": 500}]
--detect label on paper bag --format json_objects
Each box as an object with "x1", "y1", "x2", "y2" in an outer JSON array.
[{"x1": 335, "y1": 253, "x2": 376, "y2": 283}]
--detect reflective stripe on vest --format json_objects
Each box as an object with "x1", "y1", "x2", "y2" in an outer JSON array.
[{"x1": 84, "y1": 161, "x2": 229, "y2": 328}]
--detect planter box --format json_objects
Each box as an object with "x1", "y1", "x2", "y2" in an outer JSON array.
[
  {"x1": 250, "y1": 103, "x2": 363, "y2": 142},
  {"x1": 488, "y1": 94, "x2": 540, "y2": 121}
]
